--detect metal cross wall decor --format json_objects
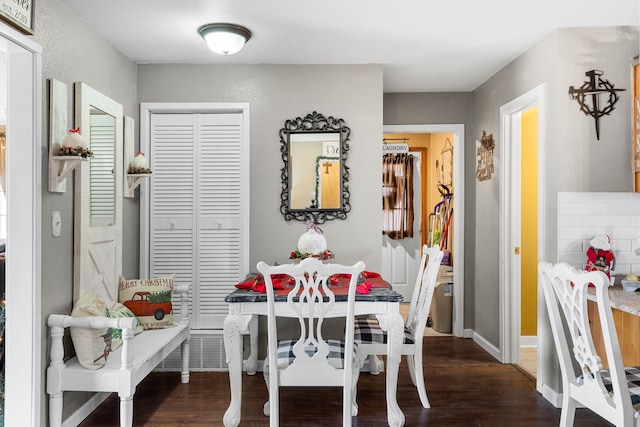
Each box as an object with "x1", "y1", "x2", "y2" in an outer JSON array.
[{"x1": 568, "y1": 70, "x2": 626, "y2": 141}]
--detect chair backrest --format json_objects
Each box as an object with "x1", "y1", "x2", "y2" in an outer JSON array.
[
  {"x1": 539, "y1": 262, "x2": 634, "y2": 425},
  {"x1": 406, "y1": 244, "x2": 444, "y2": 337},
  {"x1": 257, "y1": 258, "x2": 365, "y2": 385}
]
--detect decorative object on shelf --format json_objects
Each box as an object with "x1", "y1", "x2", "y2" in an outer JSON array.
[
  {"x1": 476, "y1": 130, "x2": 495, "y2": 181},
  {"x1": 123, "y1": 116, "x2": 151, "y2": 198},
  {"x1": 290, "y1": 221, "x2": 334, "y2": 262},
  {"x1": 56, "y1": 128, "x2": 93, "y2": 158},
  {"x1": 48, "y1": 78, "x2": 77, "y2": 193},
  {"x1": 569, "y1": 69, "x2": 626, "y2": 141},
  {"x1": 127, "y1": 152, "x2": 152, "y2": 175},
  {"x1": 62, "y1": 127, "x2": 85, "y2": 148}
]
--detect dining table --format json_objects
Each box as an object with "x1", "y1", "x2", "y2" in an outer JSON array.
[{"x1": 222, "y1": 269, "x2": 406, "y2": 426}]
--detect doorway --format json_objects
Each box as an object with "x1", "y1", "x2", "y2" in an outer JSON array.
[
  {"x1": 499, "y1": 85, "x2": 546, "y2": 390},
  {"x1": 382, "y1": 124, "x2": 465, "y2": 337},
  {"x1": 0, "y1": 24, "x2": 42, "y2": 426},
  {"x1": 381, "y1": 147, "x2": 424, "y2": 301}
]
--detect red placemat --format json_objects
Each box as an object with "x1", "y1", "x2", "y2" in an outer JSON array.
[{"x1": 235, "y1": 273, "x2": 386, "y2": 296}]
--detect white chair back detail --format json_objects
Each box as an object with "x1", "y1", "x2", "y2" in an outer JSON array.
[
  {"x1": 539, "y1": 261, "x2": 635, "y2": 426},
  {"x1": 354, "y1": 243, "x2": 443, "y2": 409},
  {"x1": 406, "y1": 244, "x2": 444, "y2": 338},
  {"x1": 257, "y1": 257, "x2": 365, "y2": 427}
]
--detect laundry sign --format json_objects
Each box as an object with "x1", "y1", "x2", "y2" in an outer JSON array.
[{"x1": 382, "y1": 143, "x2": 409, "y2": 154}]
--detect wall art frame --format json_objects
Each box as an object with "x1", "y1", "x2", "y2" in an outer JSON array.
[{"x1": 0, "y1": 0, "x2": 34, "y2": 35}]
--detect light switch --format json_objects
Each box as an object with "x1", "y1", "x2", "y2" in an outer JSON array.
[{"x1": 51, "y1": 211, "x2": 62, "y2": 238}]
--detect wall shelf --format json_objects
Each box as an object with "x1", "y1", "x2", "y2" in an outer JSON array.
[
  {"x1": 48, "y1": 156, "x2": 89, "y2": 192},
  {"x1": 125, "y1": 173, "x2": 151, "y2": 198}
]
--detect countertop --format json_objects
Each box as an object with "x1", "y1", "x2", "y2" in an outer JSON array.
[{"x1": 588, "y1": 285, "x2": 640, "y2": 316}]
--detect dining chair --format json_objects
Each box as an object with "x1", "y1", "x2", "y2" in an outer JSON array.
[
  {"x1": 257, "y1": 257, "x2": 366, "y2": 427},
  {"x1": 539, "y1": 261, "x2": 640, "y2": 426},
  {"x1": 354, "y1": 244, "x2": 443, "y2": 408}
]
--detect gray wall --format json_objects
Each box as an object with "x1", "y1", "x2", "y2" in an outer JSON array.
[
  {"x1": 471, "y1": 25, "x2": 638, "y2": 392},
  {"x1": 29, "y1": 0, "x2": 639, "y2": 421},
  {"x1": 383, "y1": 92, "x2": 475, "y2": 329},
  {"x1": 33, "y1": 0, "x2": 138, "y2": 423},
  {"x1": 137, "y1": 63, "x2": 384, "y2": 270}
]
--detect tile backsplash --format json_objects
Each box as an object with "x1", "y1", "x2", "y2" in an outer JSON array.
[{"x1": 558, "y1": 192, "x2": 640, "y2": 281}]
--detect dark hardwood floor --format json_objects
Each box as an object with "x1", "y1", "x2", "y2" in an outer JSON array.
[{"x1": 79, "y1": 336, "x2": 608, "y2": 426}]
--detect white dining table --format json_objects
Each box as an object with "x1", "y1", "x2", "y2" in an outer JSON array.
[{"x1": 222, "y1": 276, "x2": 406, "y2": 426}]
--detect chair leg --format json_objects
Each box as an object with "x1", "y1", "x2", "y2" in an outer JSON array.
[
  {"x1": 262, "y1": 359, "x2": 271, "y2": 416},
  {"x1": 120, "y1": 395, "x2": 134, "y2": 427},
  {"x1": 412, "y1": 350, "x2": 430, "y2": 408},
  {"x1": 181, "y1": 338, "x2": 190, "y2": 383},
  {"x1": 368, "y1": 354, "x2": 384, "y2": 375},
  {"x1": 49, "y1": 392, "x2": 63, "y2": 427},
  {"x1": 351, "y1": 369, "x2": 359, "y2": 416},
  {"x1": 406, "y1": 354, "x2": 418, "y2": 387},
  {"x1": 559, "y1": 394, "x2": 576, "y2": 427}
]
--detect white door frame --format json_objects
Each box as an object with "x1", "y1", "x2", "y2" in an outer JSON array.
[
  {"x1": 499, "y1": 84, "x2": 546, "y2": 388},
  {"x1": 0, "y1": 23, "x2": 42, "y2": 426},
  {"x1": 383, "y1": 124, "x2": 465, "y2": 337}
]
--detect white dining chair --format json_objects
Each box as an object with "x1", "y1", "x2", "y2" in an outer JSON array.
[
  {"x1": 257, "y1": 257, "x2": 366, "y2": 427},
  {"x1": 539, "y1": 261, "x2": 640, "y2": 426},
  {"x1": 354, "y1": 244, "x2": 443, "y2": 408}
]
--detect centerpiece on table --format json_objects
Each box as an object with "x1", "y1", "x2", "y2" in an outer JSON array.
[{"x1": 290, "y1": 221, "x2": 334, "y2": 263}]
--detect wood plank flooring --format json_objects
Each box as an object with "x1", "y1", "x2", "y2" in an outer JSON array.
[{"x1": 79, "y1": 336, "x2": 608, "y2": 426}]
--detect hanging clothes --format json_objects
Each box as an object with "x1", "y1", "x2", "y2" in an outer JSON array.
[{"x1": 382, "y1": 153, "x2": 414, "y2": 240}]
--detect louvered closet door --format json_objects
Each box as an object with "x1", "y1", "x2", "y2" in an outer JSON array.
[{"x1": 149, "y1": 112, "x2": 246, "y2": 329}]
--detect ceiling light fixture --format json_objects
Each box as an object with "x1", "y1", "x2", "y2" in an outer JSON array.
[{"x1": 197, "y1": 23, "x2": 252, "y2": 56}]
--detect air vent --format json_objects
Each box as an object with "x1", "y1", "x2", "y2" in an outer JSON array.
[{"x1": 156, "y1": 330, "x2": 228, "y2": 371}]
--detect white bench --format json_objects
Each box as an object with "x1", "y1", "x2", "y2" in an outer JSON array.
[{"x1": 46, "y1": 284, "x2": 190, "y2": 427}]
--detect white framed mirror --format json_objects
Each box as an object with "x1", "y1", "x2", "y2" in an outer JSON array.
[{"x1": 73, "y1": 82, "x2": 123, "y2": 303}]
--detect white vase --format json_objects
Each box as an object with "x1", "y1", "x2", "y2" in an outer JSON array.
[
  {"x1": 130, "y1": 152, "x2": 150, "y2": 170},
  {"x1": 297, "y1": 230, "x2": 327, "y2": 255},
  {"x1": 62, "y1": 128, "x2": 85, "y2": 148}
]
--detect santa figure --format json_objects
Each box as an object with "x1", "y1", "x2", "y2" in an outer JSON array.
[{"x1": 585, "y1": 234, "x2": 615, "y2": 278}]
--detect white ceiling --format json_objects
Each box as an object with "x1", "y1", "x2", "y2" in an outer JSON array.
[{"x1": 60, "y1": 0, "x2": 639, "y2": 92}]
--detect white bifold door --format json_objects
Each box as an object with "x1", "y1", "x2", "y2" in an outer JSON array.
[{"x1": 146, "y1": 111, "x2": 249, "y2": 329}]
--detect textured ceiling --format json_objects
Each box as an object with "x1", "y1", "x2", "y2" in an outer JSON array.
[{"x1": 59, "y1": 0, "x2": 639, "y2": 92}]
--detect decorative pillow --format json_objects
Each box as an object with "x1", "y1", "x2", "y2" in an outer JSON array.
[
  {"x1": 118, "y1": 274, "x2": 175, "y2": 330},
  {"x1": 70, "y1": 292, "x2": 143, "y2": 370}
]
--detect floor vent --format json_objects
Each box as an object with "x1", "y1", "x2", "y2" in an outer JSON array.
[{"x1": 155, "y1": 330, "x2": 228, "y2": 371}]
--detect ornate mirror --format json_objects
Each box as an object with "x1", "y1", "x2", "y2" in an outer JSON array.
[
  {"x1": 280, "y1": 111, "x2": 351, "y2": 224},
  {"x1": 73, "y1": 82, "x2": 123, "y2": 303}
]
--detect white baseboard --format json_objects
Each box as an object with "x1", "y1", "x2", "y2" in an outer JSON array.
[
  {"x1": 540, "y1": 383, "x2": 562, "y2": 408},
  {"x1": 472, "y1": 331, "x2": 501, "y2": 361},
  {"x1": 520, "y1": 335, "x2": 537, "y2": 347},
  {"x1": 62, "y1": 392, "x2": 111, "y2": 427},
  {"x1": 462, "y1": 328, "x2": 473, "y2": 338}
]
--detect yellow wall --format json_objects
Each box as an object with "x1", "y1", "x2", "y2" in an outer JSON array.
[{"x1": 521, "y1": 107, "x2": 538, "y2": 336}]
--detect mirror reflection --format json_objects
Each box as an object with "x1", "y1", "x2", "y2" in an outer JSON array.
[
  {"x1": 280, "y1": 111, "x2": 351, "y2": 224},
  {"x1": 290, "y1": 133, "x2": 341, "y2": 209},
  {"x1": 89, "y1": 107, "x2": 116, "y2": 227}
]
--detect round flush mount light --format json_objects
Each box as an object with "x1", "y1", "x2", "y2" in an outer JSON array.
[{"x1": 197, "y1": 23, "x2": 252, "y2": 56}]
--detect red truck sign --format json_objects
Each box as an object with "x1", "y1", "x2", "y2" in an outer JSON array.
[{"x1": 122, "y1": 291, "x2": 172, "y2": 320}]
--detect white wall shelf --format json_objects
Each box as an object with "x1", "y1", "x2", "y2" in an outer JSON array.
[
  {"x1": 125, "y1": 173, "x2": 151, "y2": 198},
  {"x1": 48, "y1": 155, "x2": 89, "y2": 192}
]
